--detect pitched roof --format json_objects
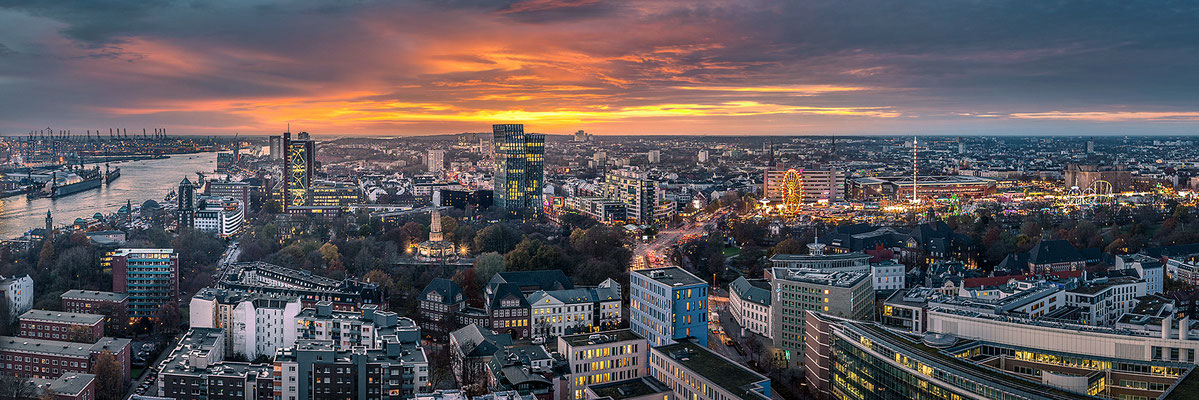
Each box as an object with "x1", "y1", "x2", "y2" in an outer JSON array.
[
  {"x1": 729, "y1": 277, "x2": 771, "y2": 306},
  {"x1": 488, "y1": 283, "x2": 531, "y2": 309},
  {"x1": 421, "y1": 278, "x2": 463, "y2": 305},
  {"x1": 491, "y1": 270, "x2": 574, "y2": 292},
  {"x1": 450, "y1": 324, "x2": 512, "y2": 358},
  {"x1": 1028, "y1": 239, "x2": 1085, "y2": 265}
]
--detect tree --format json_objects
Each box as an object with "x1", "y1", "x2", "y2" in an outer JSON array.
[
  {"x1": 93, "y1": 351, "x2": 124, "y2": 400},
  {"x1": 473, "y1": 252, "x2": 505, "y2": 286},
  {"x1": 770, "y1": 237, "x2": 804, "y2": 256},
  {"x1": 319, "y1": 243, "x2": 341, "y2": 265},
  {"x1": 64, "y1": 325, "x2": 94, "y2": 343},
  {"x1": 0, "y1": 375, "x2": 36, "y2": 400},
  {"x1": 474, "y1": 224, "x2": 521, "y2": 254},
  {"x1": 363, "y1": 269, "x2": 397, "y2": 294},
  {"x1": 154, "y1": 302, "x2": 182, "y2": 335},
  {"x1": 37, "y1": 242, "x2": 55, "y2": 269},
  {"x1": 504, "y1": 238, "x2": 563, "y2": 271}
]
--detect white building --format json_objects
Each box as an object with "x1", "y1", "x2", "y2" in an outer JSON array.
[
  {"x1": 293, "y1": 302, "x2": 416, "y2": 350},
  {"x1": 557, "y1": 330, "x2": 648, "y2": 400},
  {"x1": 647, "y1": 150, "x2": 661, "y2": 163},
  {"x1": 1115, "y1": 254, "x2": 1165, "y2": 294},
  {"x1": 189, "y1": 287, "x2": 301, "y2": 360},
  {"x1": 528, "y1": 285, "x2": 621, "y2": 338},
  {"x1": 1065, "y1": 276, "x2": 1147, "y2": 327},
  {"x1": 428, "y1": 150, "x2": 445, "y2": 173},
  {"x1": 0, "y1": 275, "x2": 33, "y2": 319},
  {"x1": 870, "y1": 260, "x2": 907, "y2": 291},
  {"x1": 649, "y1": 341, "x2": 770, "y2": 400},
  {"x1": 193, "y1": 196, "x2": 244, "y2": 237},
  {"x1": 1166, "y1": 258, "x2": 1199, "y2": 285},
  {"x1": 697, "y1": 150, "x2": 709, "y2": 163},
  {"x1": 729, "y1": 277, "x2": 771, "y2": 339}
]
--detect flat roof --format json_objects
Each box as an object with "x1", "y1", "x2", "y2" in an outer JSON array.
[
  {"x1": 559, "y1": 329, "x2": 643, "y2": 347},
  {"x1": 633, "y1": 267, "x2": 705, "y2": 287},
  {"x1": 652, "y1": 341, "x2": 769, "y2": 400},
  {"x1": 60, "y1": 290, "x2": 128, "y2": 302},
  {"x1": 20, "y1": 309, "x2": 104, "y2": 325},
  {"x1": 587, "y1": 377, "x2": 671, "y2": 399}
]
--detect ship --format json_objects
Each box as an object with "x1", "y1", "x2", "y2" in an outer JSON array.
[
  {"x1": 43, "y1": 168, "x2": 103, "y2": 198},
  {"x1": 105, "y1": 164, "x2": 121, "y2": 183}
]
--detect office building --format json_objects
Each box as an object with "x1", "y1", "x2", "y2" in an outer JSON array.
[
  {"x1": 282, "y1": 131, "x2": 316, "y2": 211},
  {"x1": 871, "y1": 260, "x2": 907, "y2": 291},
  {"x1": 649, "y1": 341, "x2": 770, "y2": 400},
  {"x1": 762, "y1": 165, "x2": 845, "y2": 204},
  {"x1": 573, "y1": 130, "x2": 589, "y2": 142},
  {"x1": 274, "y1": 336, "x2": 430, "y2": 400},
  {"x1": 0, "y1": 335, "x2": 131, "y2": 382},
  {"x1": 206, "y1": 180, "x2": 250, "y2": 211},
  {"x1": 428, "y1": 150, "x2": 445, "y2": 173},
  {"x1": 492, "y1": 124, "x2": 545, "y2": 218},
  {"x1": 805, "y1": 312, "x2": 1193, "y2": 400},
  {"x1": 1066, "y1": 276, "x2": 1146, "y2": 327},
  {"x1": 564, "y1": 197, "x2": 627, "y2": 224},
  {"x1": 770, "y1": 265, "x2": 872, "y2": 366},
  {"x1": 558, "y1": 330, "x2": 647, "y2": 400},
  {"x1": 193, "y1": 195, "x2": 245, "y2": 238},
  {"x1": 527, "y1": 285, "x2": 622, "y2": 338},
  {"x1": 269, "y1": 135, "x2": 283, "y2": 159},
  {"x1": 583, "y1": 377, "x2": 672, "y2": 400},
  {"x1": 629, "y1": 267, "x2": 708, "y2": 347},
  {"x1": 729, "y1": 277, "x2": 772, "y2": 339},
  {"x1": 110, "y1": 248, "x2": 179, "y2": 319},
  {"x1": 189, "y1": 287, "x2": 302, "y2": 360},
  {"x1": 19, "y1": 309, "x2": 105, "y2": 343},
  {"x1": 177, "y1": 177, "x2": 196, "y2": 228},
  {"x1": 310, "y1": 180, "x2": 363, "y2": 208},
  {"x1": 696, "y1": 150, "x2": 708, "y2": 163},
  {"x1": 60, "y1": 290, "x2": 128, "y2": 323},
  {"x1": 647, "y1": 150, "x2": 660, "y2": 163},
  {"x1": 0, "y1": 274, "x2": 34, "y2": 320}
]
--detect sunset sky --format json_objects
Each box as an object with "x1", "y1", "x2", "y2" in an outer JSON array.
[{"x1": 1, "y1": 0, "x2": 1197, "y2": 136}]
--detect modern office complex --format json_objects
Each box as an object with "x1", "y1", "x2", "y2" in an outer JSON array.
[
  {"x1": 806, "y1": 312, "x2": 1196, "y2": 400},
  {"x1": 177, "y1": 177, "x2": 196, "y2": 228},
  {"x1": 492, "y1": 124, "x2": 544, "y2": 218},
  {"x1": 109, "y1": 248, "x2": 179, "y2": 319},
  {"x1": 193, "y1": 195, "x2": 245, "y2": 237},
  {"x1": 310, "y1": 180, "x2": 363, "y2": 208},
  {"x1": 629, "y1": 267, "x2": 708, "y2": 347},
  {"x1": 770, "y1": 265, "x2": 873, "y2": 366},
  {"x1": 603, "y1": 168, "x2": 670, "y2": 225},
  {"x1": 282, "y1": 130, "x2": 316, "y2": 211},
  {"x1": 205, "y1": 180, "x2": 250, "y2": 211}
]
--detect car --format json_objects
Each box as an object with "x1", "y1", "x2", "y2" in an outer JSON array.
[
  {"x1": 531, "y1": 336, "x2": 546, "y2": 345},
  {"x1": 725, "y1": 339, "x2": 736, "y2": 346}
]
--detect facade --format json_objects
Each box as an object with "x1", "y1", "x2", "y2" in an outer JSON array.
[
  {"x1": 418, "y1": 278, "x2": 466, "y2": 335},
  {"x1": 492, "y1": 124, "x2": 545, "y2": 218},
  {"x1": 527, "y1": 286, "x2": 621, "y2": 338},
  {"x1": 449, "y1": 324, "x2": 512, "y2": 385},
  {"x1": 428, "y1": 150, "x2": 445, "y2": 173},
  {"x1": 848, "y1": 175, "x2": 997, "y2": 201},
  {"x1": 762, "y1": 165, "x2": 845, "y2": 203},
  {"x1": 0, "y1": 274, "x2": 35, "y2": 320},
  {"x1": 1116, "y1": 254, "x2": 1165, "y2": 294},
  {"x1": 629, "y1": 267, "x2": 708, "y2": 347},
  {"x1": 0, "y1": 336, "x2": 131, "y2": 382},
  {"x1": 1066, "y1": 277, "x2": 1147, "y2": 327},
  {"x1": 564, "y1": 197, "x2": 627, "y2": 224},
  {"x1": 310, "y1": 180, "x2": 363, "y2": 209},
  {"x1": 109, "y1": 248, "x2": 179, "y2": 319},
  {"x1": 728, "y1": 277, "x2": 772, "y2": 339},
  {"x1": 558, "y1": 330, "x2": 647, "y2": 400},
  {"x1": 193, "y1": 196, "x2": 245, "y2": 238},
  {"x1": 649, "y1": 341, "x2": 770, "y2": 400},
  {"x1": 30, "y1": 373, "x2": 96, "y2": 400},
  {"x1": 870, "y1": 260, "x2": 907, "y2": 291},
  {"x1": 769, "y1": 266, "x2": 872, "y2": 366},
  {"x1": 189, "y1": 287, "x2": 302, "y2": 360},
  {"x1": 282, "y1": 131, "x2": 316, "y2": 211},
  {"x1": 1064, "y1": 163, "x2": 1133, "y2": 192},
  {"x1": 268, "y1": 135, "x2": 283, "y2": 159},
  {"x1": 19, "y1": 310, "x2": 105, "y2": 343},
  {"x1": 60, "y1": 290, "x2": 127, "y2": 323},
  {"x1": 178, "y1": 178, "x2": 196, "y2": 228},
  {"x1": 485, "y1": 283, "x2": 531, "y2": 339}
]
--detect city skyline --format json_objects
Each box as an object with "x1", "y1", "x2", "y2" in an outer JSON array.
[{"x1": 2, "y1": 1, "x2": 1198, "y2": 136}]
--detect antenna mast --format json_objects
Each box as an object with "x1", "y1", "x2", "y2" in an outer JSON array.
[{"x1": 912, "y1": 135, "x2": 917, "y2": 204}]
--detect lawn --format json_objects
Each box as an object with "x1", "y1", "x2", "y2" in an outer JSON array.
[{"x1": 723, "y1": 247, "x2": 741, "y2": 258}]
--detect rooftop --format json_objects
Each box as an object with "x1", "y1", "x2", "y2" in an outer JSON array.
[
  {"x1": 559, "y1": 329, "x2": 642, "y2": 347},
  {"x1": 587, "y1": 376, "x2": 672, "y2": 399},
  {"x1": 60, "y1": 289, "x2": 129, "y2": 302},
  {"x1": 652, "y1": 341, "x2": 769, "y2": 400},
  {"x1": 20, "y1": 309, "x2": 104, "y2": 325},
  {"x1": 771, "y1": 267, "x2": 870, "y2": 288},
  {"x1": 633, "y1": 266, "x2": 706, "y2": 287}
]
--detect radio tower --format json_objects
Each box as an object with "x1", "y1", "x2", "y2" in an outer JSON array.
[{"x1": 911, "y1": 135, "x2": 918, "y2": 204}]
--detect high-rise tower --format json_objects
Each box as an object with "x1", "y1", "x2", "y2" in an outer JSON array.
[
  {"x1": 492, "y1": 124, "x2": 544, "y2": 218},
  {"x1": 282, "y1": 130, "x2": 315, "y2": 211},
  {"x1": 178, "y1": 177, "x2": 195, "y2": 228}
]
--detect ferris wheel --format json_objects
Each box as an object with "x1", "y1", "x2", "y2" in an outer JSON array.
[{"x1": 782, "y1": 169, "x2": 804, "y2": 215}]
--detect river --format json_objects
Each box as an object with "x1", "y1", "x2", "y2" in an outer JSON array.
[{"x1": 0, "y1": 151, "x2": 222, "y2": 239}]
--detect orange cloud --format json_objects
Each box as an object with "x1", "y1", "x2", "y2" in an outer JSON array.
[{"x1": 1008, "y1": 111, "x2": 1199, "y2": 121}]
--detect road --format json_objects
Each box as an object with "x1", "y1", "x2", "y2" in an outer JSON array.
[{"x1": 632, "y1": 208, "x2": 729, "y2": 270}]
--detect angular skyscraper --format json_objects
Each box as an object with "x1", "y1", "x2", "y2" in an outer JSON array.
[
  {"x1": 282, "y1": 131, "x2": 315, "y2": 211},
  {"x1": 178, "y1": 177, "x2": 195, "y2": 229},
  {"x1": 492, "y1": 124, "x2": 544, "y2": 218}
]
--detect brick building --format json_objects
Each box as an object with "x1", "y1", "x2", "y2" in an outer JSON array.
[{"x1": 19, "y1": 310, "x2": 105, "y2": 343}]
